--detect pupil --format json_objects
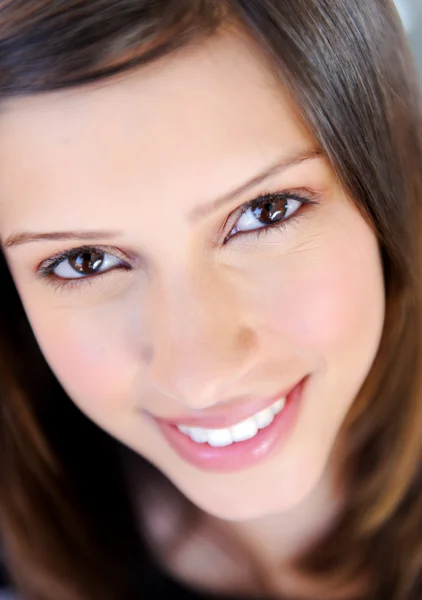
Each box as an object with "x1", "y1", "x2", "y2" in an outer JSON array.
[
  {"x1": 70, "y1": 251, "x2": 104, "y2": 274},
  {"x1": 253, "y1": 197, "x2": 287, "y2": 224}
]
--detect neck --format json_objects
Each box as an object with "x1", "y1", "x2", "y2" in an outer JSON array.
[
  {"x1": 224, "y1": 462, "x2": 344, "y2": 569},
  {"x1": 207, "y1": 459, "x2": 349, "y2": 598}
]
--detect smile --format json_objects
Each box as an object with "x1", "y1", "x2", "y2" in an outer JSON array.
[
  {"x1": 177, "y1": 396, "x2": 286, "y2": 447},
  {"x1": 153, "y1": 378, "x2": 306, "y2": 473}
]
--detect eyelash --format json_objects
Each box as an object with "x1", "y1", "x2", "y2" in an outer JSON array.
[
  {"x1": 225, "y1": 189, "x2": 318, "y2": 243},
  {"x1": 37, "y1": 189, "x2": 319, "y2": 292},
  {"x1": 37, "y1": 245, "x2": 132, "y2": 292}
]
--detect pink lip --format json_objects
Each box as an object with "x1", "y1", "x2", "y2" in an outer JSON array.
[
  {"x1": 153, "y1": 377, "x2": 306, "y2": 473},
  {"x1": 155, "y1": 380, "x2": 303, "y2": 430}
]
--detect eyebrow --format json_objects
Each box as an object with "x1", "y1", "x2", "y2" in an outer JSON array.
[
  {"x1": 188, "y1": 147, "x2": 322, "y2": 221},
  {"x1": 4, "y1": 229, "x2": 119, "y2": 249},
  {"x1": 4, "y1": 147, "x2": 322, "y2": 249}
]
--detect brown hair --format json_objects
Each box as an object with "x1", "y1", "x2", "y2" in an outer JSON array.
[{"x1": 0, "y1": 1, "x2": 421, "y2": 598}]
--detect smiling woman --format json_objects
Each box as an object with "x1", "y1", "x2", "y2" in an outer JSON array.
[{"x1": 0, "y1": 2, "x2": 421, "y2": 600}]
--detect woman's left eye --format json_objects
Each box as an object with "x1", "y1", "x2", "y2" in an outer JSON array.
[{"x1": 225, "y1": 192, "x2": 314, "y2": 243}]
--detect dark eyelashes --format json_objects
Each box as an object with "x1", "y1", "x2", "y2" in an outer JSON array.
[
  {"x1": 38, "y1": 244, "x2": 126, "y2": 276},
  {"x1": 37, "y1": 188, "x2": 321, "y2": 290},
  {"x1": 39, "y1": 245, "x2": 96, "y2": 274},
  {"x1": 38, "y1": 259, "x2": 132, "y2": 293},
  {"x1": 37, "y1": 245, "x2": 131, "y2": 293},
  {"x1": 238, "y1": 190, "x2": 317, "y2": 214},
  {"x1": 225, "y1": 189, "x2": 319, "y2": 242}
]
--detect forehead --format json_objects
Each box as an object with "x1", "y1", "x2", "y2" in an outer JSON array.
[{"x1": 0, "y1": 31, "x2": 314, "y2": 232}]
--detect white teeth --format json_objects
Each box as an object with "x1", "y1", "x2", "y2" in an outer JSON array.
[
  {"x1": 188, "y1": 427, "x2": 209, "y2": 443},
  {"x1": 254, "y1": 407, "x2": 274, "y2": 429},
  {"x1": 177, "y1": 396, "x2": 286, "y2": 445},
  {"x1": 178, "y1": 425, "x2": 191, "y2": 434},
  {"x1": 272, "y1": 397, "x2": 286, "y2": 415},
  {"x1": 230, "y1": 417, "x2": 258, "y2": 442},
  {"x1": 207, "y1": 429, "x2": 233, "y2": 447}
]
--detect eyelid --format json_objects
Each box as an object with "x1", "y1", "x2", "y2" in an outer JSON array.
[
  {"x1": 37, "y1": 244, "x2": 131, "y2": 273},
  {"x1": 222, "y1": 187, "x2": 320, "y2": 243},
  {"x1": 35, "y1": 187, "x2": 321, "y2": 291},
  {"x1": 36, "y1": 244, "x2": 134, "y2": 293}
]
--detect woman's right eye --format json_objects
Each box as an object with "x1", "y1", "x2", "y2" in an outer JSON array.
[
  {"x1": 40, "y1": 247, "x2": 126, "y2": 281},
  {"x1": 56, "y1": 250, "x2": 121, "y2": 278}
]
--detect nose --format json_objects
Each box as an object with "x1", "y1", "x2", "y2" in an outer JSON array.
[{"x1": 143, "y1": 267, "x2": 258, "y2": 409}]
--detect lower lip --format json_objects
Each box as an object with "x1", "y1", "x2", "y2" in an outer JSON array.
[{"x1": 154, "y1": 379, "x2": 306, "y2": 473}]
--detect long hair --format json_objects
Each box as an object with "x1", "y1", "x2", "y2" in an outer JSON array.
[{"x1": 0, "y1": 1, "x2": 421, "y2": 598}]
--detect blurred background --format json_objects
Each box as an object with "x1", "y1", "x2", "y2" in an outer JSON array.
[{"x1": 395, "y1": 0, "x2": 422, "y2": 77}]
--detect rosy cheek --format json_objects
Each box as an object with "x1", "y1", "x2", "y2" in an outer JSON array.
[
  {"x1": 249, "y1": 223, "x2": 383, "y2": 356},
  {"x1": 31, "y1": 311, "x2": 131, "y2": 404}
]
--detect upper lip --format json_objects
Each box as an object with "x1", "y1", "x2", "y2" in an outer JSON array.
[{"x1": 154, "y1": 378, "x2": 303, "y2": 429}]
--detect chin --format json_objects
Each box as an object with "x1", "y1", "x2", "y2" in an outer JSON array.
[{"x1": 176, "y1": 460, "x2": 329, "y2": 522}]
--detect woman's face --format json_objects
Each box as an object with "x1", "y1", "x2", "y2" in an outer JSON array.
[{"x1": 0, "y1": 32, "x2": 385, "y2": 520}]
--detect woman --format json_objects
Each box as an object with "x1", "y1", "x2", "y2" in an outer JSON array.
[{"x1": 0, "y1": 1, "x2": 421, "y2": 599}]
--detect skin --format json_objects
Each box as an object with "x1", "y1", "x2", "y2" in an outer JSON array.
[{"x1": 0, "y1": 30, "x2": 385, "y2": 595}]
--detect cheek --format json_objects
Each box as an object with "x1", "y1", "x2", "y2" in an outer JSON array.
[
  {"x1": 26, "y1": 306, "x2": 136, "y2": 411},
  {"x1": 249, "y1": 216, "x2": 384, "y2": 366}
]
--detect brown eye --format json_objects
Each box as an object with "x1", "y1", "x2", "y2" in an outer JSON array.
[
  {"x1": 50, "y1": 249, "x2": 123, "y2": 280},
  {"x1": 228, "y1": 194, "x2": 303, "y2": 239},
  {"x1": 69, "y1": 250, "x2": 104, "y2": 275},
  {"x1": 249, "y1": 197, "x2": 288, "y2": 226}
]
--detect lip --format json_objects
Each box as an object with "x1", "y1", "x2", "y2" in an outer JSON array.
[
  {"x1": 153, "y1": 377, "x2": 307, "y2": 473},
  {"x1": 155, "y1": 380, "x2": 302, "y2": 430}
]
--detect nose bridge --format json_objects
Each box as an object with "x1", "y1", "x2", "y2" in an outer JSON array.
[{"x1": 145, "y1": 265, "x2": 256, "y2": 407}]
